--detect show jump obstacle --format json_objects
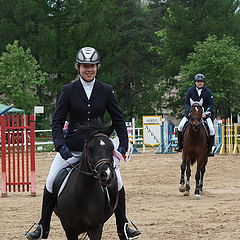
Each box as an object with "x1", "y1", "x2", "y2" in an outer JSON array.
[{"x1": 1, "y1": 115, "x2": 36, "y2": 197}]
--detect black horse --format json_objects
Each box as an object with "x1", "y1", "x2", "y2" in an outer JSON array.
[
  {"x1": 179, "y1": 102, "x2": 208, "y2": 198},
  {"x1": 54, "y1": 119, "x2": 118, "y2": 240}
]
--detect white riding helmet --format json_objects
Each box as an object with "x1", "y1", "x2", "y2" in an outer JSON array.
[{"x1": 76, "y1": 47, "x2": 100, "y2": 64}]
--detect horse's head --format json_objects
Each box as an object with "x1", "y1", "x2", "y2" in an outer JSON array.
[
  {"x1": 189, "y1": 103, "x2": 203, "y2": 131},
  {"x1": 78, "y1": 118, "x2": 115, "y2": 187}
]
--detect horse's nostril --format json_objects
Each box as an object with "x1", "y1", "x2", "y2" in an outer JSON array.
[{"x1": 100, "y1": 172, "x2": 107, "y2": 181}]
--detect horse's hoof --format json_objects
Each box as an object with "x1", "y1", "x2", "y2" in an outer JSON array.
[
  {"x1": 183, "y1": 191, "x2": 189, "y2": 196},
  {"x1": 179, "y1": 184, "x2": 185, "y2": 192},
  {"x1": 194, "y1": 194, "x2": 200, "y2": 199}
]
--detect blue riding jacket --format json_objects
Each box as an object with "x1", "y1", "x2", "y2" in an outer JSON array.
[{"x1": 185, "y1": 86, "x2": 214, "y2": 117}]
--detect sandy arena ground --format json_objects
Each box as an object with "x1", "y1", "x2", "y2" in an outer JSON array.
[{"x1": 1, "y1": 151, "x2": 240, "y2": 240}]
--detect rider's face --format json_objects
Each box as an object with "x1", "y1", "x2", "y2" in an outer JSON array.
[
  {"x1": 79, "y1": 64, "x2": 97, "y2": 82},
  {"x1": 195, "y1": 80, "x2": 205, "y2": 88}
]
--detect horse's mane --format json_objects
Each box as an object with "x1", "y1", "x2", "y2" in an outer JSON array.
[{"x1": 77, "y1": 117, "x2": 114, "y2": 140}]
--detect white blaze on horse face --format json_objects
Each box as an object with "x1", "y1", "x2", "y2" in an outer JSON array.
[
  {"x1": 105, "y1": 168, "x2": 111, "y2": 180},
  {"x1": 100, "y1": 140, "x2": 105, "y2": 146},
  {"x1": 195, "y1": 107, "x2": 198, "y2": 112}
]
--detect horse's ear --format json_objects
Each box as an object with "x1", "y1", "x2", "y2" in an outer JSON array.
[
  {"x1": 199, "y1": 98, "x2": 203, "y2": 106},
  {"x1": 190, "y1": 98, "x2": 195, "y2": 106},
  {"x1": 105, "y1": 124, "x2": 114, "y2": 137}
]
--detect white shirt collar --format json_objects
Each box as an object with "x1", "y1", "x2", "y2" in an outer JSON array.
[
  {"x1": 196, "y1": 87, "x2": 202, "y2": 97},
  {"x1": 80, "y1": 77, "x2": 95, "y2": 87},
  {"x1": 80, "y1": 77, "x2": 95, "y2": 99}
]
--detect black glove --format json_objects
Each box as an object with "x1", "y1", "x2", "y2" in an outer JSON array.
[
  {"x1": 117, "y1": 146, "x2": 126, "y2": 156},
  {"x1": 58, "y1": 145, "x2": 73, "y2": 160}
]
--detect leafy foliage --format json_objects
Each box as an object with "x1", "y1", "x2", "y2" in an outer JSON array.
[
  {"x1": 0, "y1": 0, "x2": 240, "y2": 124},
  {"x1": 0, "y1": 41, "x2": 46, "y2": 113},
  {"x1": 151, "y1": 0, "x2": 240, "y2": 118}
]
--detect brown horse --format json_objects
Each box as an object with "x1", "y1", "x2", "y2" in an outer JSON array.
[{"x1": 179, "y1": 103, "x2": 208, "y2": 198}]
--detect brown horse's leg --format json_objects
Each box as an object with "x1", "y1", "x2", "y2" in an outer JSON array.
[
  {"x1": 87, "y1": 224, "x2": 103, "y2": 240},
  {"x1": 199, "y1": 158, "x2": 208, "y2": 192},
  {"x1": 184, "y1": 162, "x2": 191, "y2": 196},
  {"x1": 194, "y1": 160, "x2": 203, "y2": 197},
  {"x1": 179, "y1": 161, "x2": 186, "y2": 192}
]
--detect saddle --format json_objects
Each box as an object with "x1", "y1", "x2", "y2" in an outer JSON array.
[{"x1": 52, "y1": 164, "x2": 77, "y2": 198}]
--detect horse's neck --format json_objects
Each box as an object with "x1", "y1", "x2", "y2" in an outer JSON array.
[
  {"x1": 79, "y1": 155, "x2": 90, "y2": 172},
  {"x1": 186, "y1": 124, "x2": 205, "y2": 139},
  {"x1": 71, "y1": 156, "x2": 96, "y2": 191}
]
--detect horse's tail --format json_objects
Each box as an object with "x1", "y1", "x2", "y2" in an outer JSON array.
[{"x1": 190, "y1": 157, "x2": 197, "y2": 166}]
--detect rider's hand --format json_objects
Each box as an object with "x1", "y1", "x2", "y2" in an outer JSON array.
[
  {"x1": 58, "y1": 145, "x2": 73, "y2": 160},
  {"x1": 117, "y1": 146, "x2": 126, "y2": 156},
  {"x1": 202, "y1": 113, "x2": 206, "y2": 118}
]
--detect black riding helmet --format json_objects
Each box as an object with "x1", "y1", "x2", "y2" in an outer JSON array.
[{"x1": 194, "y1": 73, "x2": 205, "y2": 82}]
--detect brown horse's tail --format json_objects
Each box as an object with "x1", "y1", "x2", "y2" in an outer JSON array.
[{"x1": 191, "y1": 157, "x2": 197, "y2": 166}]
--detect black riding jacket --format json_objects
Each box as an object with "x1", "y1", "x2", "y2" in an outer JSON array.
[
  {"x1": 185, "y1": 86, "x2": 214, "y2": 117},
  {"x1": 52, "y1": 79, "x2": 128, "y2": 152}
]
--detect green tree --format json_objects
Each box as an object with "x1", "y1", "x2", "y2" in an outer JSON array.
[
  {"x1": 99, "y1": 0, "x2": 163, "y2": 119},
  {"x1": 179, "y1": 35, "x2": 240, "y2": 119},
  {"x1": 0, "y1": 0, "x2": 163, "y2": 121},
  {"x1": 154, "y1": 0, "x2": 240, "y2": 78},
  {"x1": 0, "y1": 41, "x2": 46, "y2": 113},
  {"x1": 150, "y1": 0, "x2": 240, "y2": 119}
]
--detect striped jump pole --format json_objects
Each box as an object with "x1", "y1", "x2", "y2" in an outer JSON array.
[
  {"x1": 233, "y1": 125, "x2": 239, "y2": 154},
  {"x1": 219, "y1": 118, "x2": 239, "y2": 154},
  {"x1": 1, "y1": 115, "x2": 36, "y2": 197}
]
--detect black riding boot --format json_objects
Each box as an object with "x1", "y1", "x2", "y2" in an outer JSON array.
[
  {"x1": 26, "y1": 187, "x2": 56, "y2": 239},
  {"x1": 208, "y1": 135, "x2": 215, "y2": 157},
  {"x1": 115, "y1": 187, "x2": 141, "y2": 240},
  {"x1": 175, "y1": 131, "x2": 183, "y2": 152}
]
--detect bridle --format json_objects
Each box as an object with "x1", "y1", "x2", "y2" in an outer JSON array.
[
  {"x1": 67, "y1": 133, "x2": 114, "y2": 179},
  {"x1": 64, "y1": 132, "x2": 118, "y2": 212},
  {"x1": 80, "y1": 132, "x2": 118, "y2": 212},
  {"x1": 190, "y1": 105, "x2": 203, "y2": 131},
  {"x1": 82, "y1": 133, "x2": 115, "y2": 180}
]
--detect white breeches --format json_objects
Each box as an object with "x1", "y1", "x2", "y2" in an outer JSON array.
[
  {"x1": 178, "y1": 117, "x2": 188, "y2": 132},
  {"x1": 46, "y1": 152, "x2": 123, "y2": 193},
  {"x1": 178, "y1": 116, "x2": 215, "y2": 135}
]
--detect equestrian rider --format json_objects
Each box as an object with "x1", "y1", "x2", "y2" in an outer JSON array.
[
  {"x1": 175, "y1": 73, "x2": 215, "y2": 157},
  {"x1": 25, "y1": 47, "x2": 141, "y2": 240}
]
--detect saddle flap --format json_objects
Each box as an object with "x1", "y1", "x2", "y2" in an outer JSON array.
[{"x1": 52, "y1": 167, "x2": 74, "y2": 198}]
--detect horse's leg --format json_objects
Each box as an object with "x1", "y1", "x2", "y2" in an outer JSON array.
[
  {"x1": 62, "y1": 224, "x2": 78, "y2": 240},
  {"x1": 65, "y1": 231, "x2": 78, "y2": 240},
  {"x1": 194, "y1": 159, "x2": 202, "y2": 198},
  {"x1": 87, "y1": 224, "x2": 103, "y2": 240},
  {"x1": 200, "y1": 157, "x2": 208, "y2": 193},
  {"x1": 183, "y1": 160, "x2": 191, "y2": 196},
  {"x1": 179, "y1": 160, "x2": 186, "y2": 192}
]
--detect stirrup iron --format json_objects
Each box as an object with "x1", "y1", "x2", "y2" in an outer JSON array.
[{"x1": 24, "y1": 223, "x2": 43, "y2": 240}]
